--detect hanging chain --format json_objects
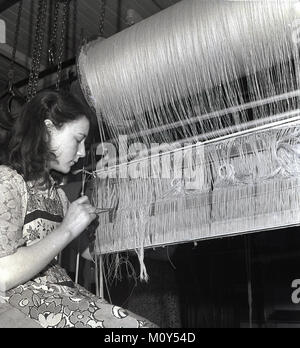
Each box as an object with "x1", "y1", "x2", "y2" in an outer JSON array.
[
  {"x1": 27, "y1": 0, "x2": 47, "y2": 101},
  {"x1": 8, "y1": 1, "x2": 23, "y2": 91},
  {"x1": 56, "y1": 0, "x2": 70, "y2": 91},
  {"x1": 48, "y1": 0, "x2": 60, "y2": 66},
  {"x1": 27, "y1": 0, "x2": 43, "y2": 100},
  {"x1": 99, "y1": 0, "x2": 106, "y2": 37},
  {"x1": 31, "y1": 0, "x2": 47, "y2": 99},
  {"x1": 72, "y1": 0, "x2": 77, "y2": 56}
]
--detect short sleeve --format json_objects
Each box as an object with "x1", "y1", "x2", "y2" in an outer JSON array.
[
  {"x1": 57, "y1": 188, "x2": 70, "y2": 217},
  {"x1": 0, "y1": 166, "x2": 27, "y2": 258}
]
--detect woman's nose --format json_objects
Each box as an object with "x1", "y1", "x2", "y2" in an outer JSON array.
[{"x1": 77, "y1": 142, "x2": 86, "y2": 158}]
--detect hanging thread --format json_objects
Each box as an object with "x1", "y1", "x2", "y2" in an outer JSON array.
[{"x1": 77, "y1": 0, "x2": 300, "y2": 280}]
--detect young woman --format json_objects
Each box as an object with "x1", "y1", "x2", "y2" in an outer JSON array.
[{"x1": 0, "y1": 90, "x2": 156, "y2": 328}]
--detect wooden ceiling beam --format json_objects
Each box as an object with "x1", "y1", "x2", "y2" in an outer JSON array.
[
  {"x1": 14, "y1": 56, "x2": 76, "y2": 89},
  {"x1": 0, "y1": 0, "x2": 21, "y2": 13}
]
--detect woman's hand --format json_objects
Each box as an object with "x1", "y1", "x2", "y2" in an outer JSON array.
[
  {"x1": 60, "y1": 196, "x2": 97, "y2": 240},
  {"x1": 0, "y1": 196, "x2": 97, "y2": 292}
]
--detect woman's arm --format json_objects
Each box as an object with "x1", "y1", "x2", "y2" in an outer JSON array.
[
  {"x1": 0, "y1": 195, "x2": 97, "y2": 292},
  {"x1": 0, "y1": 225, "x2": 71, "y2": 292}
]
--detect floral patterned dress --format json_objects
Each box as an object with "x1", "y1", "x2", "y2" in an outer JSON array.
[{"x1": 0, "y1": 166, "x2": 155, "y2": 328}]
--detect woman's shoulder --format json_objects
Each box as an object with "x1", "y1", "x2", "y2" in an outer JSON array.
[
  {"x1": 0, "y1": 166, "x2": 28, "y2": 234},
  {"x1": 0, "y1": 165, "x2": 25, "y2": 190}
]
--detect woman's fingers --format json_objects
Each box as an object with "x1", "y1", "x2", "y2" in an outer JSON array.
[
  {"x1": 62, "y1": 198, "x2": 98, "y2": 240},
  {"x1": 75, "y1": 195, "x2": 89, "y2": 204},
  {"x1": 79, "y1": 202, "x2": 97, "y2": 219},
  {"x1": 86, "y1": 206, "x2": 97, "y2": 215},
  {"x1": 74, "y1": 196, "x2": 97, "y2": 215},
  {"x1": 89, "y1": 213, "x2": 97, "y2": 221}
]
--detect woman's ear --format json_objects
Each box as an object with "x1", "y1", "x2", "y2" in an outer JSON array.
[
  {"x1": 44, "y1": 119, "x2": 55, "y2": 133},
  {"x1": 44, "y1": 119, "x2": 56, "y2": 143}
]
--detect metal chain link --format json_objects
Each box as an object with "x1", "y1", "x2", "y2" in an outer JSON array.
[
  {"x1": 27, "y1": 0, "x2": 43, "y2": 101},
  {"x1": 56, "y1": 0, "x2": 70, "y2": 90},
  {"x1": 99, "y1": 0, "x2": 106, "y2": 37},
  {"x1": 72, "y1": 0, "x2": 77, "y2": 55},
  {"x1": 27, "y1": 0, "x2": 48, "y2": 101},
  {"x1": 8, "y1": 0, "x2": 23, "y2": 91},
  {"x1": 31, "y1": 0, "x2": 47, "y2": 99},
  {"x1": 48, "y1": 0, "x2": 60, "y2": 66}
]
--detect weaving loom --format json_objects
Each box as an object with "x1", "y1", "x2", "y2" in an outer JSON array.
[{"x1": 77, "y1": 0, "x2": 300, "y2": 280}]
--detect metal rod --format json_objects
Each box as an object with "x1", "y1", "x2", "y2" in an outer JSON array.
[
  {"x1": 75, "y1": 245, "x2": 80, "y2": 284},
  {"x1": 98, "y1": 221, "x2": 300, "y2": 255},
  {"x1": 121, "y1": 90, "x2": 300, "y2": 141},
  {"x1": 99, "y1": 255, "x2": 104, "y2": 298}
]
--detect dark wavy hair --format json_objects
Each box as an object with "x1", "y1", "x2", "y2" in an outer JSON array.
[{"x1": 8, "y1": 90, "x2": 90, "y2": 182}]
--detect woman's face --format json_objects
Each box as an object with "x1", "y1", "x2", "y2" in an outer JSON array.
[{"x1": 47, "y1": 116, "x2": 90, "y2": 174}]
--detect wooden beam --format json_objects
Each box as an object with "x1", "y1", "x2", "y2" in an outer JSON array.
[
  {"x1": 14, "y1": 57, "x2": 75, "y2": 89},
  {"x1": 0, "y1": 0, "x2": 20, "y2": 13},
  {"x1": 0, "y1": 43, "x2": 31, "y2": 71}
]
